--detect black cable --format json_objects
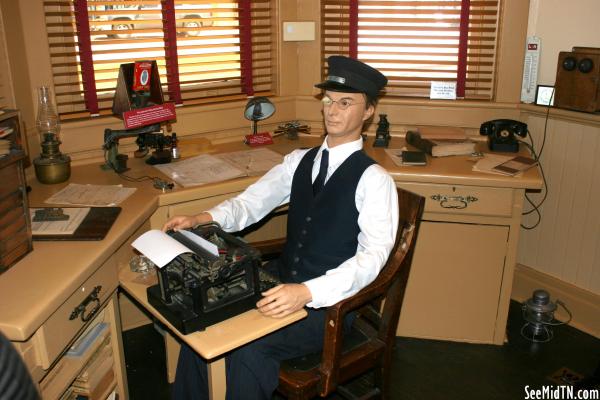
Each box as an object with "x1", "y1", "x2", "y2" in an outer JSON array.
[
  {"x1": 519, "y1": 90, "x2": 553, "y2": 230},
  {"x1": 520, "y1": 139, "x2": 548, "y2": 230},
  {"x1": 103, "y1": 149, "x2": 173, "y2": 190}
]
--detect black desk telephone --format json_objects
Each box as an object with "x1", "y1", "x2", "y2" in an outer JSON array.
[{"x1": 480, "y1": 119, "x2": 528, "y2": 152}]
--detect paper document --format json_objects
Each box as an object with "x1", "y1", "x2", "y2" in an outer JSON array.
[
  {"x1": 472, "y1": 153, "x2": 516, "y2": 176},
  {"x1": 154, "y1": 154, "x2": 245, "y2": 187},
  {"x1": 44, "y1": 183, "x2": 136, "y2": 206},
  {"x1": 154, "y1": 148, "x2": 283, "y2": 187},
  {"x1": 132, "y1": 229, "x2": 218, "y2": 268},
  {"x1": 178, "y1": 229, "x2": 219, "y2": 257},
  {"x1": 30, "y1": 207, "x2": 90, "y2": 235},
  {"x1": 217, "y1": 148, "x2": 283, "y2": 176}
]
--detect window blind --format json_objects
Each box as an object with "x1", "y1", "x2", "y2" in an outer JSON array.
[
  {"x1": 43, "y1": 0, "x2": 274, "y2": 119},
  {"x1": 322, "y1": 0, "x2": 500, "y2": 99}
]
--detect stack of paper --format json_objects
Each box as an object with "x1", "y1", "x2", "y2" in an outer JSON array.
[
  {"x1": 473, "y1": 154, "x2": 538, "y2": 176},
  {"x1": 154, "y1": 147, "x2": 283, "y2": 188},
  {"x1": 44, "y1": 184, "x2": 136, "y2": 206},
  {"x1": 29, "y1": 207, "x2": 90, "y2": 235},
  {"x1": 0, "y1": 140, "x2": 10, "y2": 156},
  {"x1": 0, "y1": 126, "x2": 13, "y2": 156}
]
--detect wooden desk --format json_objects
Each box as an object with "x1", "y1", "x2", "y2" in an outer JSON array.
[{"x1": 0, "y1": 134, "x2": 541, "y2": 399}]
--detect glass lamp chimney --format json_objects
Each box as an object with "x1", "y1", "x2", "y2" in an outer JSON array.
[{"x1": 33, "y1": 86, "x2": 71, "y2": 184}]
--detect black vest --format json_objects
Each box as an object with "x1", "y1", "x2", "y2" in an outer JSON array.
[{"x1": 280, "y1": 146, "x2": 376, "y2": 283}]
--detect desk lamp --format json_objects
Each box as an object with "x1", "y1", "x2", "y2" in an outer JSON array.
[{"x1": 244, "y1": 97, "x2": 275, "y2": 135}]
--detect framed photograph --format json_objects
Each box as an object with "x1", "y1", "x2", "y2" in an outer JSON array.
[{"x1": 535, "y1": 85, "x2": 555, "y2": 106}]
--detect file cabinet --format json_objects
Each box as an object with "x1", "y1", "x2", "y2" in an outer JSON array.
[{"x1": 0, "y1": 149, "x2": 32, "y2": 272}]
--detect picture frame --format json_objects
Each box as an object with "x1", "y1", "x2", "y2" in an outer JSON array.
[{"x1": 535, "y1": 85, "x2": 555, "y2": 106}]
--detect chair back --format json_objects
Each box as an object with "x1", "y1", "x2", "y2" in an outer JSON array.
[
  {"x1": 276, "y1": 188, "x2": 424, "y2": 399},
  {"x1": 281, "y1": 188, "x2": 422, "y2": 398}
]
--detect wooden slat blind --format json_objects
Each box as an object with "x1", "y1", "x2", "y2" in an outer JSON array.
[
  {"x1": 322, "y1": 0, "x2": 500, "y2": 99},
  {"x1": 43, "y1": 0, "x2": 274, "y2": 118}
]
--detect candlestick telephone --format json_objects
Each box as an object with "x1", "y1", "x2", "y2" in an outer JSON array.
[{"x1": 480, "y1": 119, "x2": 528, "y2": 152}]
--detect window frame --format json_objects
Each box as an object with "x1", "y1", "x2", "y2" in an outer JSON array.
[
  {"x1": 43, "y1": 0, "x2": 276, "y2": 120},
  {"x1": 320, "y1": 0, "x2": 501, "y2": 101}
]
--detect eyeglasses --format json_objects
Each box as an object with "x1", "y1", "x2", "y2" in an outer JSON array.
[{"x1": 321, "y1": 96, "x2": 364, "y2": 110}]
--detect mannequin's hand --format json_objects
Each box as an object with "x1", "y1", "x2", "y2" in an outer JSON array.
[
  {"x1": 162, "y1": 212, "x2": 212, "y2": 232},
  {"x1": 257, "y1": 284, "x2": 312, "y2": 318}
]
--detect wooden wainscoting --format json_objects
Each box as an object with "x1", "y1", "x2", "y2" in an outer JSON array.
[{"x1": 516, "y1": 107, "x2": 600, "y2": 338}]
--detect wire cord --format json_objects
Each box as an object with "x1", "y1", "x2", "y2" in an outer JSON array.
[
  {"x1": 104, "y1": 149, "x2": 174, "y2": 191},
  {"x1": 519, "y1": 99, "x2": 551, "y2": 230}
]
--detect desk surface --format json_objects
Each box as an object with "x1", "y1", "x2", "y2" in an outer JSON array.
[
  {"x1": 119, "y1": 267, "x2": 306, "y2": 359},
  {"x1": 0, "y1": 134, "x2": 542, "y2": 341}
]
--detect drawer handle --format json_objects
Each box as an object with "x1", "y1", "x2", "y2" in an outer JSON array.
[
  {"x1": 69, "y1": 285, "x2": 102, "y2": 322},
  {"x1": 430, "y1": 194, "x2": 478, "y2": 209}
]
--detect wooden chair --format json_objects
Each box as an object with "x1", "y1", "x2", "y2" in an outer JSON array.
[{"x1": 252, "y1": 188, "x2": 425, "y2": 399}]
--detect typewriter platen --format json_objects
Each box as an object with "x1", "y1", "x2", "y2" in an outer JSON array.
[{"x1": 147, "y1": 223, "x2": 279, "y2": 334}]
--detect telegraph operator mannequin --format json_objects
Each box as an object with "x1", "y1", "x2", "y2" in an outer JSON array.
[{"x1": 163, "y1": 55, "x2": 399, "y2": 400}]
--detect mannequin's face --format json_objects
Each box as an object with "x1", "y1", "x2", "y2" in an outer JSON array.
[{"x1": 322, "y1": 91, "x2": 374, "y2": 147}]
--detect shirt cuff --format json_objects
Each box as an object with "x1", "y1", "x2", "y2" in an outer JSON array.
[
  {"x1": 204, "y1": 207, "x2": 227, "y2": 230},
  {"x1": 303, "y1": 276, "x2": 328, "y2": 309}
]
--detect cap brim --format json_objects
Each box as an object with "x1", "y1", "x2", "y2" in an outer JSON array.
[{"x1": 315, "y1": 81, "x2": 361, "y2": 93}]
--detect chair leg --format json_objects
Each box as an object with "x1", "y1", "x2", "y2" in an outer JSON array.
[
  {"x1": 337, "y1": 385, "x2": 381, "y2": 400},
  {"x1": 380, "y1": 354, "x2": 394, "y2": 399}
]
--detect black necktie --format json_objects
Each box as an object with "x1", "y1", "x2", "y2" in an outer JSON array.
[{"x1": 313, "y1": 149, "x2": 329, "y2": 195}]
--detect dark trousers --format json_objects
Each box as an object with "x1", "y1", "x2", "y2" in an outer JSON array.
[
  {"x1": 171, "y1": 308, "x2": 328, "y2": 400},
  {"x1": 171, "y1": 259, "x2": 354, "y2": 400}
]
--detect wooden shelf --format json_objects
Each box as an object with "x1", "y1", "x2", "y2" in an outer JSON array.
[{"x1": 520, "y1": 103, "x2": 600, "y2": 127}]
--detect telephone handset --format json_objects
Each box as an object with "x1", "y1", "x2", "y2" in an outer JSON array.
[
  {"x1": 521, "y1": 36, "x2": 541, "y2": 103},
  {"x1": 480, "y1": 119, "x2": 528, "y2": 152}
]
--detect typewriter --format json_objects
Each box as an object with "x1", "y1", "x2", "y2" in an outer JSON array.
[{"x1": 147, "y1": 223, "x2": 280, "y2": 334}]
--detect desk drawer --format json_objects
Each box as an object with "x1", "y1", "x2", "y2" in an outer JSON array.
[
  {"x1": 38, "y1": 308, "x2": 113, "y2": 400},
  {"x1": 32, "y1": 258, "x2": 118, "y2": 369},
  {"x1": 168, "y1": 192, "x2": 242, "y2": 218},
  {"x1": 397, "y1": 182, "x2": 514, "y2": 217}
]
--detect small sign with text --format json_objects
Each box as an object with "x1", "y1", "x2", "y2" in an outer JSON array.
[
  {"x1": 430, "y1": 81, "x2": 457, "y2": 100},
  {"x1": 123, "y1": 103, "x2": 176, "y2": 129}
]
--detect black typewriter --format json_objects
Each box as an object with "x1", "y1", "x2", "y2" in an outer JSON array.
[{"x1": 147, "y1": 223, "x2": 280, "y2": 334}]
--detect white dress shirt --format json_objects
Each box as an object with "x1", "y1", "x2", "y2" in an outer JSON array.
[{"x1": 208, "y1": 137, "x2": 399, "y2": 308}]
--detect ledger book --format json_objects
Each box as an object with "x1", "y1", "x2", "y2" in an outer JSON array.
[{"x1": 406, "y1": 130, "x2": 475, "y2": 157}]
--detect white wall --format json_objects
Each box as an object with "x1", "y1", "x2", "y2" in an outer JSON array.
[{"x1": 527, "y1": 0, "x2": 600, "y2": 86}]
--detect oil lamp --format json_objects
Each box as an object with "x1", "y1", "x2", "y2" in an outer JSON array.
[{"x1": 33, "y1": 86, "x2": 71, "y2": 184}]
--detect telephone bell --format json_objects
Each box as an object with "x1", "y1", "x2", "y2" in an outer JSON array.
[{"x1": 555, "y1": 47, "x2": 600, "y2": 113}]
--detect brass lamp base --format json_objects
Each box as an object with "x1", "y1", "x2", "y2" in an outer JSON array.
[{"x1": 33, "y1": 154, "x2": 71, "y2": 184}]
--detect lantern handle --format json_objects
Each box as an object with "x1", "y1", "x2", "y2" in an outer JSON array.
[{"x1": 545, "y1": 299, "x2": 573, "y2": 326}]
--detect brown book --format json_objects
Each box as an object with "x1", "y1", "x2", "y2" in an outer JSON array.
[
  {"x1": 418, "y1": 126, "x2": 467, "y2": 140},
  {"x1": 406, "y1": 131, "x2": 475, "y2": 157}
]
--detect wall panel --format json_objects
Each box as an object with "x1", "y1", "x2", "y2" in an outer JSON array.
[{"x1": 519, "y1": 110, "x2": 600, "y2": 294}]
